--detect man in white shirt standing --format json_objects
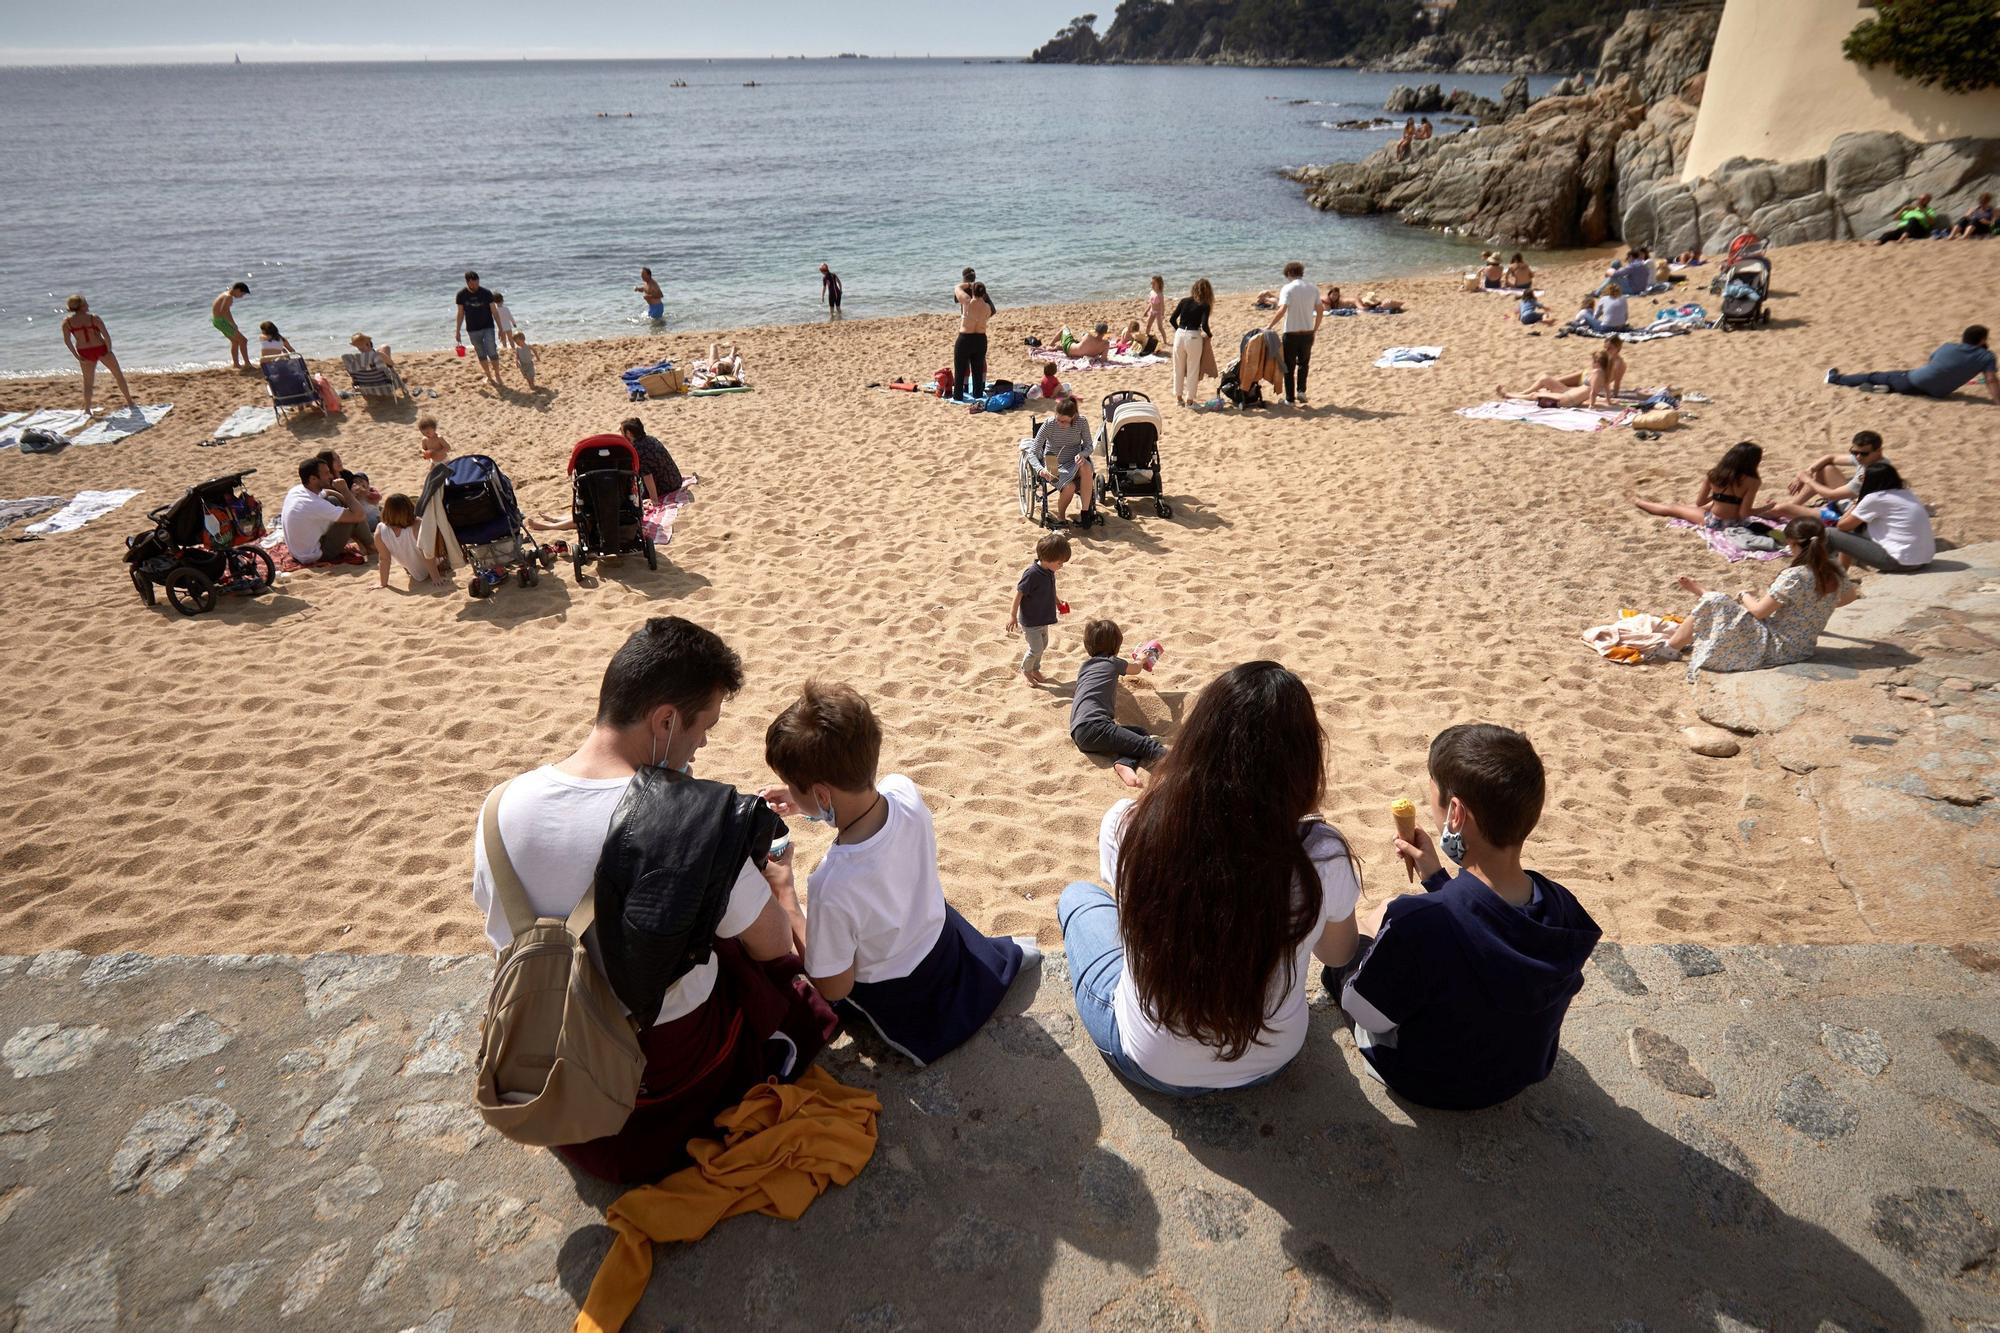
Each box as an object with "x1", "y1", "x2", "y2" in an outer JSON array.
[
  {"x1": 279, "y1": 457, "x2": 374, "y2": 564},
  {"x1": 1266, "y1": 260, "x2": 1324, "y2": 406}
]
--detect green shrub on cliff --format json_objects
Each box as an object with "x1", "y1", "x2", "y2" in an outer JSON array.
[{"x1": 1844, "y1": 0, "x2": 2000, "y2": 95}]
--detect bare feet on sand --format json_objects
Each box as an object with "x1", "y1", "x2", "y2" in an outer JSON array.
[
  {"x1": 1114, "y1": 762, "x2": 1145, "y2": 789},
  {"x1": 1024, "y1": 670, "x2": 1050, "y2": 685}
]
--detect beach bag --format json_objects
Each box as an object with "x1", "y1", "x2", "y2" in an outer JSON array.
[
  {"x1": 18, "y1": 429, "x2": 64, "y2": 454},
  {"x1": 314, "y1": 374, "x2": 343, "y2": 415},
  {"x1": 1633, "y1": 407, "x2": 1680, "y2": 431},
  {"x1": 473, "y1": 780, "x2": 645, "y2": 1149},
  {"x1": 639, "y1": 368, "x2": 685, "y2": 397}
]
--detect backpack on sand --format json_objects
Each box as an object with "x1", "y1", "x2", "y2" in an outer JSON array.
[{"x1": 473, "y1": 780, "x2": 646, "y2": 1148}]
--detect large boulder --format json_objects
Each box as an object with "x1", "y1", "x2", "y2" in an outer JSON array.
[
  {"x1": 1593, "y1": 6, "x2": 1723, "y2": 104},
  {"x1": 1379, "y1": 34, "x2": 1463, "y2": 73},
  {"x1": 1029, "y1": 17, "x2": 1103, "y2": 64},
  {"x1": 1497, "y1": 75, "x2": 1531, "y2": 122}
]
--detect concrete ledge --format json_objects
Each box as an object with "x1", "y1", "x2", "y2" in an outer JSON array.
[{"x1": 1, "y1": 948, "x2": 1997, "y2": 1330}]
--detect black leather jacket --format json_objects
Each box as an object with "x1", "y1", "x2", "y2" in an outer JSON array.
[{"x1": 591, "y1": 767, "x2": 780, "y2": 1022}]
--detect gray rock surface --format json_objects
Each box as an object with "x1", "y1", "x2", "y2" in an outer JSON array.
[{"x1": 0, "y1": 949, "x2": 1996, "y2": 1329}]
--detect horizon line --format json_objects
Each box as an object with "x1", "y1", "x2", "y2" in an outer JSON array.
[{"x1": 0, "y1": 47, "x2": 1030, "y2": 67}]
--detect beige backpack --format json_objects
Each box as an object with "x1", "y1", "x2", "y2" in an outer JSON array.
[
  {"x1": 1633, "y1": 407, "x2": 1680, "y2": 431},
  {"x1": 473, "y1": 781, "x2": 646, "y2": 1147}
]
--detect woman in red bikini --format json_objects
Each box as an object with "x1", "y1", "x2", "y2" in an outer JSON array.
[{"x1": 61, "y1": 295, "x2": 137, "y2": 416}]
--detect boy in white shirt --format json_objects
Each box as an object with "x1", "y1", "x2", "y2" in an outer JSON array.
[
  {"x1": 1264, "y1": 260, "x2": 1324, "y2": 405},
  {"x1": 761, "y1": 681, "x2": 1035, "y2": 1065}
]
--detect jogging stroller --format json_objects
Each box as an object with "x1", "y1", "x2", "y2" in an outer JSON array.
[
  {"x1": 1714, "y1": 254, "x2": 1771, "y2": 331},
  {"x1": 262, "y1": 355, "x2": 322, "y2": 420},
  {"x1": 124, "y1": 470, "x2": 275, "y2": 616},
  {"x1": 567, "y1": 433, "x2": 658, "y2": 581},
  {"x1": 1095, "y1": 391, "x2": 1172, "y2": 520},
  {"x1": 417, "y1": 454, "x2": 553, "y2": 598},
  {"x1": 1019, "y1": 413, "x2": 1104, "y2": 529}
]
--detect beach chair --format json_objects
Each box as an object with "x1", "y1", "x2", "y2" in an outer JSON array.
[
  {"x1": 340, "y1": 350, "x2": 409, "y2": 401},
  {"x1": 262, "y1": 355, "x2": 322, "y2": 421}
]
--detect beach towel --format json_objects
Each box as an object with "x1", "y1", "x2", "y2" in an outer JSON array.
[
  {"x1": 0, "y1": 409, "x2": 92, "y2": 451},
  {"x1": 1650, "y1": 304, "x2": 1708, "y2": 326},
  {"x1": 0, "y1": 496, "x2": 63, "y2": 531},
  {"x1": 1582, "y1": 610, "x2": 1685, "y2": 663},
  {"x1": 207, "y1": 405, "x2": 278, "y2": 442},
  {"x1": 687, "y1": 386, "x2": 752, "y2": 397},
  {"x1": 1374, "y1": 346, "x2": 1443, "y2": 368},
  {"x1": 572, "y1": 1066, "x2": 879, "y2": 1333},
  {"x1": 262, "y1": 537, "x2": 368, "y2": 571},
  {"x1": 621, "y1": 360, "x2": 676, "y2": 400},
  {"x1": 25, "y1": 488, "x2": 143, "y2": 535},
  {"x1": 1566, "y1": 324, "x2": 1688, "y2": 344},
  {"x1": 642, "y1": 476, "x2": 698, "y2": 545},
  {"x1": 1027, "y1": 348, "x2": 1169, "y2": 373},
  {"x1": 0, "y1": 412, "x2": 27, "y2": 433},
  {"x1": 1667, "y1": 518, "x2": 1789, "y2": 563},
  {"x1": 71, "y1": 404, "x2": 172, "y2": 447},
  {"x1": 1456, "y1": 401, "x2": 1630, "y2": 433}
]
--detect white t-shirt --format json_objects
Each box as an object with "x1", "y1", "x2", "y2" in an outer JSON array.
[
  {"x1": 470, "y1": 765, "x2": 773, "y2": 1026},
  {"x1": 494, "y1": 304, "x2": 518, "y2": 338},
  {"x1": 1277, "y1": 278, "x2": 1321, "y2": 334},
  {"x1": 280, "y1": 484, "x2": 347, "y2": 563},
  {"x1": 374, "y1": 521, "x2": 435, "y2": 581},
  {"x1": 1098, "y1": 800, "x2": 1359, "y2": 1089},
  {"x1": 803, "y1": 774, "x2": 947, "y2": 983},
  {"x1": 1851, "y1": 489, "x2": 1935, "y2": 567}
]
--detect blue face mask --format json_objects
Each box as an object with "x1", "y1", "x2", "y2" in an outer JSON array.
[{"x1": 801, "y1": 789, "x2": 838, "y2": 827}]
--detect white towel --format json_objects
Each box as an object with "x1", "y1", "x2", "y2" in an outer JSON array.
[
  {"x1": 1374, "y1": 346, "x2": 1443, "y2": 368},
  {"x1": 0, "y1": 409, "x2": 92, "y2": 450},
  {"x1": 25, "y1": 489, "x2": 143, "y2": 535},
  {"x1": 209, "y1": 405, "x2": 277, "y2": 440},
  {"x1": 1457, "y1": 401, "x2": 1628, "y2": 433},
  {"x1": 72, "y1": 403, "x2": 172, "y2": 446}
]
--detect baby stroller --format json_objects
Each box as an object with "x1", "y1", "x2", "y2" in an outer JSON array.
[
  {"x1": 1095, "y1": 391, "x2": 1172, "y2": 520},
  {"x1": 418, "y1": 454, "x2": 553, "y2": 598},
  {"x1": 1019, "y1": 413, "x2": 1104, "y2": 529},
  {"x1": 567, "y1": 433, "x2": 658, "y2": 581},
  {"x1": 1714, "y1": 254, "x2": 1771, "y2": 331},
  {"x1": 124, "y1": 470, "x2": 275, "y2": 617}
]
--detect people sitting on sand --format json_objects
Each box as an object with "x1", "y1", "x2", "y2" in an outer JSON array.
[
  {"x1": 471, "y1": 616, "x2": 834, "y2": 1184},
  {"x1": 1498, "y1": 343, "x2": 1620, "y2": 409},
  {"x1": 1503, "y1": 253, "x2": 1534, "y2": 290},
  {"x1": 1070, "y1": 619, "x2": 1167, "y2": 789},
  {"x1": 1633, "y1": 441, "x2": 1765, "y2": 530},
  {"x1": 1359, "y1": 289, "x2": 1403, "y2": 313},
  {"x1": 60, "y1": 295, "x2": 137, "y2": 416},
  {"x1": 622, "y1": 415, "x2": 682, "y2": 501},
  {"x1": 1478, "y1": 255, "x2": 1506, "y2": 290},
  {"x1": 1827, "y1": 462, "x2": 1936, "y2": 573},
  {"x1": 1950, "y1": 192, "x2": 1995, "y2": 240},
  {"x1": 1058, "y1": 661, "x2": 1360, "y2": 1096},
  {"x1": 281, "y1": 456, "x2": 376, "y2": 564},
  {"x1": 1655, "y1": 518, "x2": 1857, "y2": 673},
  {"x1": 1516, "y1": 291, "x2": 1547, "y2": 326},
  {"x1": 1253, "y1": 289, "x2": 1278, "y2": 309},
  {"x1": 374, "y1": 493, "x2": 444, "y2": 589},
  {"x1": 1335, "y1": 723, "x2": 1599, "y2": 1110},
  {"x1": 1607, "y1": 250, "x2": 1654, "y2": 296},
  {"x1": 257, "y1": 321, "x2": 296, "y2": 364},
  {"x1": 1827, "y1": 324, "x2": 1999, "y2": 402},
  {"x1": 758, "y1": 681, "x2": 1032, "y2": 1064},
  {"x1": 1575, "y1": 283, "x2": 1628, "y2": 334},
  {"x1": 317, "y1": 448, "x2": 381, "y2": 529},
  {"x1": 348, "y1": 333, "x2": 406, "y2": 389},
  {"x1": 1674, "y1": 249, "x2": 1703, "y2": 265},
  {"x1": 1031, "y1": 396, "x2": 1096, "y2": 524},
  {"x1": 1876, "y1": 193, "x2": 1939, "y2": 244},
  {"x1": 1764, "y1": 430, "x2": 1888, "y2": 522},
  {"x1": 1321, "y1": 285, "x2": 1351, "y2": 312},
  {"x1": 1066, "y1": 323, "x2": 1112, "y2": 360},
  {"x1": 1029, "y1": 365, "x2": 1066, "y2": 402}
]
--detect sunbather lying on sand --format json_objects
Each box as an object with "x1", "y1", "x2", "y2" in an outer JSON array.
[{"x1": 1497, "y1": 340, "x2": 1622, "y2": 408}]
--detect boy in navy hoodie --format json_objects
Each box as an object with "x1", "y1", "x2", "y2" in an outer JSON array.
[{"x1": 1334, "y1": 724, "x2": 1600, "y2": 1110}]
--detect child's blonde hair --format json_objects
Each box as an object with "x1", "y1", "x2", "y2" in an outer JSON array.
[
  {"x1": 381, "y1": 493, "x2": 418, "y2": 530},
  {"x1": 65, "y1": 294, "x2": 85, "y2": 312}
]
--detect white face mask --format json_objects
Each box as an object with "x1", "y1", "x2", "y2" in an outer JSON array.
[{"x1": 648, "y1": 712, "x2": 692, "y2": 775}]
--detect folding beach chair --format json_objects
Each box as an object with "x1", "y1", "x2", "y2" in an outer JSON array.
[
  {"x1": 262, "y1": 355, "x2": 322, "y2": 421},
  {"x1": 340, "y1": 350, "x2": 409, "y2": 401}
]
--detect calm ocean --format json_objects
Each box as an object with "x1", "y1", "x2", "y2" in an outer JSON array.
[{"x1": 0, "y1": 59, "x2": 1558, "y2": 375}]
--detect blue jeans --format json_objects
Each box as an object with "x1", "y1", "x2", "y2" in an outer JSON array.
[
  {"x1": 1830, "y1": 369, "x2": 1919, "y2": 395},
  {"x1": 1056, "y1": 882, "x2": 1283, "y2": 1098}
]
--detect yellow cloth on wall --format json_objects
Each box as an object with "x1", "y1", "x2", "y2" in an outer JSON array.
[{"x1": 573, "y1": 1067, "x2": 881, "y2": 1333}]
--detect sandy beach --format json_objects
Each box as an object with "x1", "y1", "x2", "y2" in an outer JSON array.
[{"x1": 1, "y1": 239, "x2": 1992, "y2": 958}]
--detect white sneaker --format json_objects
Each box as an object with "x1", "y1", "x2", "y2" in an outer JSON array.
[{"x1": 1011, "y1": 936, "x2": 1043, "y2": 968}]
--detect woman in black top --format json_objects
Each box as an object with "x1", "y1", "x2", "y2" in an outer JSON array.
[{"x1": 1169, "y1": 277, "x2": 1215, "y2": 407}]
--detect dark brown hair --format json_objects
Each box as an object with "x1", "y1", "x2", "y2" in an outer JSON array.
[
  {"x1": 1116, "y1": 662, "x2": 1331, "y2": 1061},
  {"x1": 620, "y1": 417, "x2": 646, "y2": 440},
  {"x1": 1191, "y1": 278, "x2": 1214, "y2": 306},
  {"x1": 764, "y1": 681, "x2": 882, "y2": 793},
  {"x1": 1055, "y1": 394, "x2": 1079, "y2": 418},
  {"x1": 1707, "y1": 441, "x2": 1762, "y2": 490},
  {"x1": 1784, "y1": 517, "x2": 1842, "y2": 597},
  {"x1": 381, "y1": 493, "x2": 417, "y2": 530},
  {"x1": 1034, "y1": 531, "x2": 1072, "y2": 563},
  {"x1": 1282, "y1": 261, "x2": 1305, "y2": 279},
  {"x1": 1083, "y1": 619, "x2": 1122, "y2": 656},
  {"x1": 595, "y1": 616, "x2": 742, "y2": 728},
  {"x1": 1427, "y1": 724, "x2": 1543, "y2": 849}
]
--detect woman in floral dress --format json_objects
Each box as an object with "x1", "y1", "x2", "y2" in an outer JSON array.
[{"x1": 1659, "y1": 517, "x2": 1856, "y2": 678}]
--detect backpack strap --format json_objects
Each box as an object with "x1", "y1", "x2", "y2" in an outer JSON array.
[{"x1": 480, "y1": 780, "x2": 539, "y2": 939}]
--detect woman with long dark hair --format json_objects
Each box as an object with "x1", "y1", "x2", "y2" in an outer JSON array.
[
  {"x1": 1633, "y1": 441, "x2": 1765, "y2": 528},
  {"x1": 1056, "y1": 662, "x2": 1361, "y2": 1095},
  {"x1": 1658, "y1": 516, "x2": 1856, "y2": 674}
]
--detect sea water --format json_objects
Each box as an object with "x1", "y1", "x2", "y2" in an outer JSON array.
[{"x1": 0, "y1": 59, "x2": 1559, "y2": 375}]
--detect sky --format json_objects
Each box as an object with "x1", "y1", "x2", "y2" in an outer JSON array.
[{"x1": 0, "y1": 0, "x2": 1101, "y2": 63}]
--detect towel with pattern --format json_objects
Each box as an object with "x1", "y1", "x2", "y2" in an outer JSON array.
[
  {"x1": 1374, "y1": 346, "x2": 1443, "y2": 368},
  {"x1": 0, "y1": 496, "x2": 64, "y2": 531},
  {"x1": 72, "y1": 403, "x2": 172, "y2": 446},
  {"x1": 642, "y1": 475, "x2": 699, "y2": 544},
  {"x1": 0, "y1": 409, "x2": 92, "y2": 450},
  {"x1": 1582, "y1": 610, "x2": 1686, "y2": 664},
  {"x1": 1027, "y1": 348, "x2": 1169, "y2": 373},
  {"x1": 25, "y1": 489, "x2": 143, "y2": 535},
  {"x1": 1567, "y1": 323, "x2": 1687, "y2": 344},
  {"x1": 1456, "y1": 400, "x2": 1632, "y2": 432},
  {"x1": 1667, "y1": 518, "x2": 1789, "y2": 563}
]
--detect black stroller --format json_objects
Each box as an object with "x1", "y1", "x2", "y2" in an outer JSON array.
[
  {"x1": 1094, "y1": 391, "x2": 1172, "y2": 520},
  {"x1": 1714, "y1": 254, "x2": 1772, "y2": 331},
  {"x1": 566, "y1": 433, "x2": 658, "y2": 581},
  {"x1": 124, "y1": 471, "x2": 276, "y2": 616},
  {"x1": 418, "y1": 454, "x2": 554, "y2": 598}
]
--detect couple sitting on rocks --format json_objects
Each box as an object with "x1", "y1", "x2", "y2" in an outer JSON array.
[{"x1": 475, "y1": 626, "x2": 1600, "y2": 1188}]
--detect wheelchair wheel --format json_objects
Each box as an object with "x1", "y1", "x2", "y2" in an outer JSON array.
[
  {"x1": 163, "y1": 567, "x2": 216, "y2": 617},
  {"x1": 643, "y1": 537, "x2": 658, "y2": 571},
  {"x1": 230, "y1": 545, "x2": 276, "y2": 593},
  {"x1": 1156, "y1": 500, "x2": 1174, "y2": 518},
  {"x1": 1017, "y1": 457, "x2": 1035, "y2": 519},
  {"x1": 130, "y1": 567, "x2": 157, "y2": 607}
]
